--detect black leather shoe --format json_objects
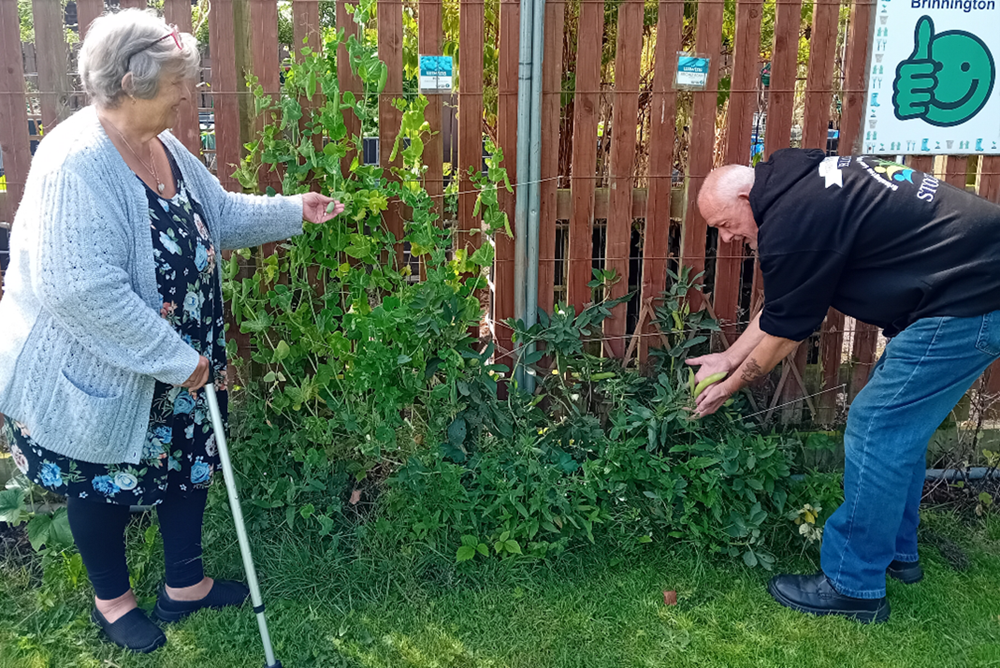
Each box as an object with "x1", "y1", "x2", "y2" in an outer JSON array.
[
  {"x1": 767, "y1": 572, "x2": 890, "y2": 624},
  {"x1": 887, "y1": 559, "x2": 924, "y2": 584},
  {"x1": 91, "y1": 607, "x2": 167, "y2": 653},
  {"x1": 154, "y1": 579, "x2": 250, "y2": 623}
]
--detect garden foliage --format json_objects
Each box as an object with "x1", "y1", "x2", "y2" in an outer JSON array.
[{"x1": 224, "y1": 10, "x2": 802, "y2": 569}]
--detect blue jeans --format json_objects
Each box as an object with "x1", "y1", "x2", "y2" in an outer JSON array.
[{"x1": 821, "y1": 310, "x2": 1000, "y2": 598}]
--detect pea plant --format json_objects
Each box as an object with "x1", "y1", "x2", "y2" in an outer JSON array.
[{"x1": 223, "y1": 10, "x2": 512, "y2": 531}]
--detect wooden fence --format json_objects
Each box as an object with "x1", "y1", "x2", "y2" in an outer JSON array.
[{"x1": 3, "y1": 0, "x2": 1000, "y2": 426}]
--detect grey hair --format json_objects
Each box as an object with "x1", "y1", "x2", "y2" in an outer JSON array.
[
  {"x1": 79, "y1": 8, "x2": 199, "y2": 108},
  {"x1": 698, "y1": 164, "x2": 755, "y2": 215}
]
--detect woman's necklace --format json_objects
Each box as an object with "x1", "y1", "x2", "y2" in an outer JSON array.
[{"x1": 104, "y1": 118, "x2": 166, "y2": 194}]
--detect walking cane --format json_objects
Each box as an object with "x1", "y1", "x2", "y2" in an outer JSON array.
[{"x1": 204, "y1": 383, "x2": 283, "y2": 668}]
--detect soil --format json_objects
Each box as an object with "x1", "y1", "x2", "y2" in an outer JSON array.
[{"x1": 0, "y1": 521, "x2": 34, "y2": 568}]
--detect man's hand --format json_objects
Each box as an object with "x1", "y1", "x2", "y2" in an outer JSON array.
[
  {"x1": 181, "y1": 355, "x2": 210, "y2": 395},
  {"x1": 685, "y1": 352, "x2": 734, "y2": 384},
  {"x1": 694, "y1": 378, "x2": 735, "y2": 419},
  {"x1": 892, "y1": 17, "x2": 940, "y2": 120},
  {"x1": 302, "y1": 192, "x2": 345, "y2": 225}
]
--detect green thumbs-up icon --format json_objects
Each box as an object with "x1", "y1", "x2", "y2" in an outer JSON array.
[{"x1": 892, "y1": 16, "x2": 996, "y2": 127}]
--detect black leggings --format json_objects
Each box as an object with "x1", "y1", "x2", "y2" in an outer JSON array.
[{"x1": 66, "y1": 487, "x2": 208, "y2": 600}]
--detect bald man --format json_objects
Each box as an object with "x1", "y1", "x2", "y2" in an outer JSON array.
[{"x1": 686, "y1": 148, "x2": 1000, "y2": 623}]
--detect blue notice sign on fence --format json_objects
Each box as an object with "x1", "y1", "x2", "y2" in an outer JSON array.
[
  {"x1": 419, "y1": 55, "x2": 454, "y2": 93},
  {"x1": 675, "y1": 54, "x2": 710, "y2": 90}
]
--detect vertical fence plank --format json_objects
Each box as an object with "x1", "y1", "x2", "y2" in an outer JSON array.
[
  {"x1": 32, "y1": 0, "x2": 71, "y2": 131},
  {"x1": 821, "y1": 0, "x2": 871, "y2": 422},
  {"x1": 119, "y1": 0, "x2": 147, "y2": 9},
  {"x1": 803, "y1": 0, "x2": 843, "y2": 423},
  {"x1": 292, "y1": 0, "x2": 321, "y2": 52},
  {"x1": 378, "y1": 0, "x2": 405, "y2": 267},
  {"x1": 567, "y1": 1, "x2": 604, "y2": 312},
  {"x1": 759, "y1": 0, "x2": 802, "y2": 417},
  {"x1": 249, "y1": 0, "x2": 281, "y2": 194},
  {"x1": 944, "y1": 156, "x2": 967, "y2": 189},
  {"x1": 980, "y1": 156, "x2": 1000, "y2": 403},
  {"x1": 0, "y1": 0, "x2": 32, "y2": 232},
  {"x1": 419, "y1": 0, "x2": 444, "y2": 220},
  {"x1": 457, "y1": 0, "x2": 484, "y2": 259},
  {"x1": 208, "y1": 0, "x2": 242, "y2": 192},
  {"x1": 538, "y1": 0, "x2": 564, "y2": 319},
  {"x1": 164, "y1": 0, "x2": 200, "y2": 155},
  {"x1": 604, "y1": 0, "x2": 643, "y2": 358},
  {"x1": 338, "y1": 0, "x2": 362, "y2": 175},
  {"x1": 714, "y1": 0, "x2": 762, "y2": 343},
  {"x1": 76, "y1": 0, "x2": 104, "y2": 38},
  {"x1": 638, "y1": 0, "x2": 684, "y2": 363},
  {"x1": 679, "y1": 0, "x2": 724, "y2": 311},
  {"x1": 494, "y1": 0, "x2": 518, "y2": 362}
]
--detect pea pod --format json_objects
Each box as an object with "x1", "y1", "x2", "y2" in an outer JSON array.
[
  {"x1": 688, "y1": 368, "x2": 696, "y2": 395},
  {"x1": 693, "y1": 372, "x2": 728, "y2": 398},
  {"x1": 590, "y1": 372, "x2": 617, "y2": 381}
]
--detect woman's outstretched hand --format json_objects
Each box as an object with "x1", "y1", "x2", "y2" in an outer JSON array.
[{"x1": 302, "y1": 192, "x2": 345, "y2": 225}]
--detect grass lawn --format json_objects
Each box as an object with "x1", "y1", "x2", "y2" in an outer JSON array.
[{"x1": 2, "y1": 502, "x2": 1000, "y2": 668}]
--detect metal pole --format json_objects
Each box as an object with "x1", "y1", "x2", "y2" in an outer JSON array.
[
  {"x1": 524, "y1": 0, "x2": 545, "y2": 395},
  {"x1": 513, "y1": 0, "x2": 534, "y2": 389},
  {"x1": 204, "y1": 384, "x2": 282, "y2": 668}
]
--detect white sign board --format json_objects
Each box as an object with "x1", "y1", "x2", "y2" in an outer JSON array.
[
  {"x1": 863, "y1": 0, "x2": 1000, "y2": 154},
  {"x1": 419, "y1": 55, "x2": 453, "y2": 94}
]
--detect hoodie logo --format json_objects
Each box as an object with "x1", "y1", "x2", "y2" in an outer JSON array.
[{"x1": 818, "y1": 157, "x2": 844, "y2": 188}]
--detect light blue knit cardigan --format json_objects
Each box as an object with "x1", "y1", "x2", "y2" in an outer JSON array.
[{"x1": 0, "y1": 106, "x2": 304, "y2": 464}]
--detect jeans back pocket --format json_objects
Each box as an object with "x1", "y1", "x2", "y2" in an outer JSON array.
[{"x1": 975, "y1": 310, "x2": 1000, "y2": 357}]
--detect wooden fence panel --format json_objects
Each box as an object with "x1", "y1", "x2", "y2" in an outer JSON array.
[
  {"x1": 714, "y1": 0, "x2": 762, "y2": 344},
  {"x1": 119, "y1": 0, "x2": 146, "y2": 9},
  {"x1": 378, "y1": 0, "x2": 405, "y2": 267},
  {"x1": 208, "y1": 0, "x2": 243, "y2": 192},
  {"x1": 679, "y1": 0, "x2": 725, "y2": 311},
  {"x1": 638, "y1": 0, "x2": 684, "y2": 364},
  {"x1": 821, "y1": 0, "x2": 871, "y2": 422},
  {"x1": 494, "y1": 0, "x2": 518, "y2": 361},
  {"x1": 538, "y1": 0, "x2": 564, "y2": 319},
  {"x1": 292, "y1": 0, "x2": 321, "y2": 52},
  {"x1": 604, "y1": 0, "x2": 643, "y2": 358},
  {"x1": 760, "y1": 0, "x2": 803, "y2": 419},
  {"x1": 980, "y1": 156, "x2": 1000, "y2": 403},
  {"x1": 944, "y1": 156, "x2": 968, "y2": 189},
  {"x1": 419, "y1": 0, "x2": 444, "y2": 221},
  {"x1": 457, "y1": 0, "x2": 483, "y2": 259},
  {"x1": 32, "y1": 0, "x2": 71, "y2": 131},
  {"x1": 76, "y1": 0, "x2": 104, "y2": 38},
  {"x1": 804, "y1": 0, "x2": 845, "y2": 424},
  {"x1": 338, "y1": 0, "x2": 362, "y2": 176},
  {"x1": 165, "y1": 0, "x2": 200, "y2": 155},
  {"x1": 0, "y1": 0, "x2": 32, "y2": 235},
  {"x1": 567, "y1": 1, "x2": 604, "y2": 312},
  {"x1": 249, "y1": 0, "x2": 281, "y2": 194}
]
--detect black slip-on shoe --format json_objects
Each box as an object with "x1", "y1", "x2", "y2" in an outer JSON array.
[
  {"x1": 153, "y1": 579, "x2": 250, "y2": 623},
  {"x1": 887, "y1": 559, "x2": 924, "y2": 584},
  {"x1": 91, "y1": 607, "x2": 167, "y2": 653},
  {"x1": 766, "y1": 572, "x2": 890, "y2": 624}
]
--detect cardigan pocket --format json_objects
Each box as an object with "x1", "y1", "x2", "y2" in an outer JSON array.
[{"x1": 49, "y1": 369, "x2": 123, "y2": 458}]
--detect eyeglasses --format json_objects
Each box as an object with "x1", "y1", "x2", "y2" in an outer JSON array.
[{"x1": 126, "y1": 24, "x2": 182, "y2": 70}]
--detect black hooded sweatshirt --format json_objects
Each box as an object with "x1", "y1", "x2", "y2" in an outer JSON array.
[{"x1": 750, "y1": 148, "x2": 1000, "y2": 341}]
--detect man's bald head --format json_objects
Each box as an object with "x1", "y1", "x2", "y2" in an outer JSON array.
[
  {"x1": 697, "y1": 164, "x2": 759, "y2": 249},
  {"x1": 698, "y1": 164, "x2": 756, "y2": 218}
]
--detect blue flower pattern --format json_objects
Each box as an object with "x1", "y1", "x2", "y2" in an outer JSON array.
[{"x1": 5, "y1": 146, "x2": 227, "y2": 505}]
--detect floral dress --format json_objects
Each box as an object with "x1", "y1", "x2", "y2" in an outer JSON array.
[{"x1": 2, "y1": 146, "x2": 228, "y2": 505}]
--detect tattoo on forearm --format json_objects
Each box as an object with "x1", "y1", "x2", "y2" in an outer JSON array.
[{"x1": 741, "y1": 358, "x2": 764, "y2": 384}]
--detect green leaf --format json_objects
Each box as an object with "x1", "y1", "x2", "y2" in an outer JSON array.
[
  {"x1": 742, "y1": 550, "x2": 758, "y2": 568},
  {"x1": 300, "y1": 503, "x2": 316, "y2": 519},
  {"x1": 273, "y1": 340, "x2": 291, "y2": 362},
  {"x1": 26, "y1": 514, "x2": 52, "y2": 551},
  {"x1": 456, "y1": 545, "x2": 477, "y2": 562},
  {"x1": 447, "y1": 416, "x2": 467, "y2": 447},
  {"x1": 0, "y1": 489, "x2": 26, "y2": 524},
  {"x1": 505, "y1": 540, "x2": 522, "y2": 555}
]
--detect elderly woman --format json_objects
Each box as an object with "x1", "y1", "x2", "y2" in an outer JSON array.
[{"x1": 0, "y1": 10, "x2": 342, "y2": 653}]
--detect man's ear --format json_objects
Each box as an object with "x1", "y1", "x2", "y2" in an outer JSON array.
[{"x1": 121, "y1": 72, "x2": 135, "y2": 97}]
